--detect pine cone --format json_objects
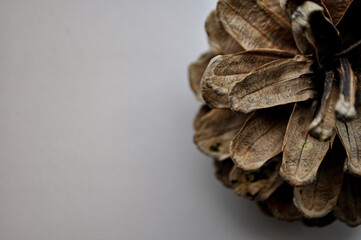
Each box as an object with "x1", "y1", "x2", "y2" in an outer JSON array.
[{"x1": 189, "y1": 0, "x2": 361, "y2": 227}]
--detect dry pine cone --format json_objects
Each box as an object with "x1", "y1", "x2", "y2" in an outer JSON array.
[{"x1": 189, "y1": 0, "x2": 361, "y2": 227}]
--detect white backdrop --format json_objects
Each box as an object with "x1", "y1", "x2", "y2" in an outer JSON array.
[{"x1": 0, "y1": 0, "x2": 360, "y2": 239}]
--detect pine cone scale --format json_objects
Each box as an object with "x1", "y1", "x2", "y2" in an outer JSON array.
[
  {"x1": 230, "y1": 110, "x2": 289, "y2": 171},
  {"x1": 217, "y1": 0, "x2": 298, "y2": 53},
  {"x1": 281, "y1": 102, "x2": 331, "y2": 186},
  {"x1": 229, "y1": 56, "x2": 316, "y2": 114}
]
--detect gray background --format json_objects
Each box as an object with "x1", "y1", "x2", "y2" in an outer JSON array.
[{"x1": 0, "y1": 0, "x2": 360, "y2": 239}]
